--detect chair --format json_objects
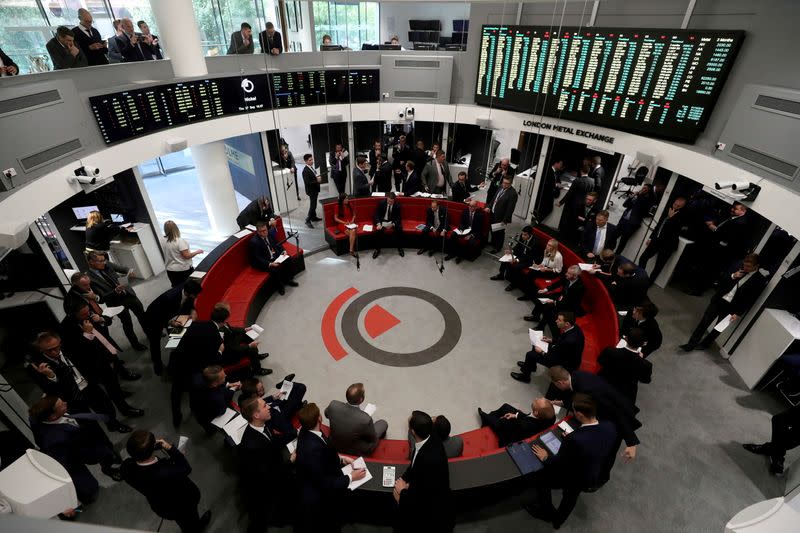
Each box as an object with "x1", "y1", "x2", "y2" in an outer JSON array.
[{"x1": 615, "y1": 166, "x2": 649, "y2": 198}]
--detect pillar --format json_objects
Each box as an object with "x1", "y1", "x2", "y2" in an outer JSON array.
[
  {"x1": 192, "y1": 141, "x2": 241, "y2": 235},
  {"x1": 150, "y1": 0, "x2": 208, "y2": 78}
]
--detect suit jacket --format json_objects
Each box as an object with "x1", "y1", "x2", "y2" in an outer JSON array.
[
  {"x1": 713, "y1": 214, "x2": 749, "y2": 257},
  {"x1": 58, "y1": 316, "x2": 116, "y2": 385},
  {"x1": 121, "y1": 447, "x2": 200, "y2": 519},
  {"x1": 650, "y1": 208, "x2": 686, "y2": 251},
  {"x1": 486, "y1": 163, "x2": 516, "y2": 202},
  {"x1": 391, "y1": 144, "x2": 413, "y2": 174},
  {"x1": 421, "y1": 161, "x2": 453, "y2": 194},
  {"x1": 598, "y1": 347, "x2": 653, "y2": 405},
  {"x1": 46, "y1": 37, "x2": 88, "y2": 69},
  {"x1": 546, "y1": 325, "x2": 585, "y2": 372},
  {"x1": 236, "y1": 199, "x2": 275, "y2": 229},
  {"x1": 238, "y1": 425, "x2": 293, "y2": 498},
  {"x1": 412, "y1": 147, "x2": 429, "y2": 173},
  {"x1": 249, "y1": 230, "x2": 284, "y2": 271},
  {"x1": 325, "y1": 400, "x2": 383, "y2": 456},
  {"x1": 458, "y1": 208, "x2": 485, "y2": 239},
  {"x1": 590, "y1": 165, "x2": 606, "y2": 189},
  {"x1": 611, "y1": 271, "x2": 650, "y2": 310},
  {"x1": 295, "y1": 429, "x2": 350, "y2": 519},
  {"x1": 258, "y1": 30, "x2": 283, "y2": 54},
  {"x1": 329, "y1": 152, "x2": 350, "y2": 183},
  {"x1": 63, "y1": 286, "x2": 113, "y2": 331},
  {"x1": 116, "y1": 33, "x2": 146, "y2": 62},
  {"x1": 580, "y1": 222, "x2": 619, "y2": 256},
  {"x1": 403, "y1": 171, "x2": 423, "y2": 196},
  {"x1": 561, "y1": 175, "x2": 595, "y2": 211},
  {"x1": 0, "y1": 47, "x2": 19, "y2": 75},
  {"x1": 372, "y1": 161, "x2": 392, "y2": 192},
  {"x1": 302, "y1": 165, "x2": 320, "y2": 195},
  {"x1": 373, "y1": 200, "x2": 402, "y2": 228},
  {"x1": 107, "y1": 36, "x2": 123, "y2": 63},
  {"x1": 620, "y1": 193, "x2": 654, "y2": 227},
  {"x1": 487, "y1": 186, "x2": 518, "y2": 224},
  {"x1": 353, "y1": 167, "x2": 371, "y2": 197},
  {"x1": 620, "y1": 315, "x2": 662, "y2": 357},
  {"x1": 714, "y1": 265, "x2": 768, "y2": 316},
  {"x1": 228, "y1": 31, "x2": 254, "y2": 54},
  {"x1": 139, "y1": 34, "x2": 163, "y2": 60},
  {"x1": 425, "y1": 206, "x2": 448, "y2": 232},
  {"x1": 145, "y1": 285, "x2": 193, "y2": 334},
  {"x1": 87, "y1": 264, "x2": 138, "y2": 306},
  {"x1": 190, "y1": 381, "x2": 234, "y2": 425},
  {"x1": 26, "y1": 352, "x2": 86, "y2": 406},
  {"x1": 510, "y1": 237, "x2": 537, "y2": 267},
  {"x1": 71, "y1": 25, "x2": 108, "y2": 66},
  {"x1": 169, "y1": 321, "x2": 223, "y2": 376},
  {"x1": 485, "y1": 405, "x2": 555, "y2": 447},
  {"x1": 399, "y1": 438, "x2": 452, "y2": 531},
  {"x1": 451, "y1": 180, "x2": 478, "y2": 204},
  {"x1": 541, "y1": 420, "x2": 617, "y2": 489},
  {"x1": 541, "y1": 276, "x2": 586, "y2": 317}
]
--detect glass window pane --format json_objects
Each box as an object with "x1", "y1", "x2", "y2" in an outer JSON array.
[
  {"x1": 0, "y1": 0, "x2": 52, "y2": 74},
  {"x1": 192, "y1": 0, "x2": 227, "y2": 56},
  {"x1": 107, "y1": 0, "x2": 159, "y2": 36},
  {"x1": 313, "y1": 1, "x2": 378, "y2": 51},
  {"x1": 217, "y1": 0, "x2": 259, "y2": 52}
]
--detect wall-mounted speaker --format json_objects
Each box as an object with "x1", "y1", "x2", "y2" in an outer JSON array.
[{"x1": 165, "y1": 138, "x2": 188, "y2": 152}]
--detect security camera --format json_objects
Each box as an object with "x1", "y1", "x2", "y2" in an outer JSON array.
[
  {"x1": 75, "y1": 175, "x2": 97, "y2": 185},
  {"x1": 75, "y1": 165, "x2": 100, "y2": 177},
  {"x1": 398, "y1": 110, "x2": 405, "y2": 119},
  {"x1": 405, "y1": 107, "x2": 415, "y2": 119},
  {"x1": 715, "y1": 179, "x2": 750, "y2": 191}
]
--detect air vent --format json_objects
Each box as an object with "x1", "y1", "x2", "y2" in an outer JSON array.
[
  {"x1": 729, "y1": 144, "x2": 799, "y2": 180},
  {"x1": 0, "y1": 89, "x2": 62, "y2": 118},
  {"x1": 19, "y1": 139, "x2": 83, "y2": 173},
  {"x1": 753, "y1": 94, "x2": 800, "y2": 118},
  {"x1": 393, "y1": 60, "x2": 441, "y2": 69},
  {"x1": 394, "y1": 90, "x2": 438, "y2": 99}
]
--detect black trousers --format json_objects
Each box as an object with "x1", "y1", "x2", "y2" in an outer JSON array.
[
  {"x1": 332, "y1": 172, "x2": 346, "y2": 194},
  {"x1": 500, "y1": 261, "x2": 528, "y2": 288},
  {"x1": 73, "y1": 383, "x2": 119, "y2": 425},
  {"x1": 167, "y1": 268, "x2": 193, "y2": 287},
  {"x1": 520, "y1": 349, "x2": 562, "y2": 377},
  {"x1": 170, "y1": 506, "x2": 202, "y2": 533},
  {"x1": 306, "y1": 192, "x2": 319, "y2": 221},
  {"x1": 490, "y1": 227, "x2": 506, "y2": 250},
  {"x1": 687, "y1": 296, "x2": 731, "y2": 347},
  {"x1": 146, "y1": 323, "x2": 165, "y2": 373},
  {"x1": 482, "y1": 403, "x2": 526, "y2": 447},
  {"x1": 267, "y1": 258, "x2": 296, "y2": 289},
  {"x1": 170, "y1": 372, "x2": 195, "y2": 425},
  {"x1": 447, "y1": 234, "x2": 482, "y2": 259},
  {"x1": 374, "y1": 226, "x2": 402, "y2": 251},
  {"x1": 421, "y1": 228, "x2": 446, "y2": 251},
  {"x1": 763, "y1": 404, "x2": 800, "y2": 460},
  {"x1": 114, "y1": 293, "x2": 146, "y2": 346},
  {"x1": 394, "y1": 172, "x2": 405, "y2": 193},
  {"x1": 638, "y1": 241, "x2": 673, "y2": 285},
  {"x1": 615, "y1": 219, "x2": 639, "y2": 255},
  {"x1": 530, "y1": 469, "x2": 582, "y2": 527}
]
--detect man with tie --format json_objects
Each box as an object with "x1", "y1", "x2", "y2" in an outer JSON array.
[
  {"x1": 580, "y1": 210, "x2": 618, "y2": 260},
  {"x1": 451, "y1": 171, "x2": 480, "y2": 204},
  {"x1": 445, "y1": 200, "x2": 485, "y2": 264},
  {"x1": 213, "y1": 302, "x2": 271, "y2": 376},
  {"x1": 689, "y1": 201, "x2": 751, "y2": 294},
  {"x1": 372, "y1": 192, "x2": 403, "y2": 259},
  {"x1": 512, "y1": 311, "x2": 584, "y2": 383},
  {"x1": 589, "y1": 155, "x2": 606, "y2": 190},
  {"x1": 64, "y1": 272, "x2": 120, "y2": 348},
  {"x1": 228, "y1": 22, "x2": 255, "y2": 55},
  {"x1": 143, "y1": 280, "x2": 201, "y2": 376},
  {"x1": 524, "y1": 265, "x2": 586, "y2": 328},
  {"x1": 394, "y1": 410, "x2": 453, "y2": 532},
  {"x1": 72, "y1": 9, "x2": 108, "y2": 66},
  {"x1": 558, "y1": 168, "x2": 595, "y2": 242},
  {"x1": 485, "y1": 176, "x2": 518, "y2": 253},
  {"x1": 598, "y1": 328, "x2": 653, "y2": 406},
  {"x1": 259, "y1": 22, "x2": 283, "y2": 55},
  {"x1": 117, "y1": 18, "x2": 147, "y2": 62},
  {"x1": 680, "y1": 253, "x2": 768, "y2": 352},
  {"x1": 238, "y1": 374, "x2": 306, "y2": 435},
  {"x1": 352, "y1": 155, "x2": 373, "y2": 197},
  {"x1": 401, "y1": 161, "x2": 423, "y2": 196},
  {"x1": 418, "y1": 200, "x2": 448, "y2": 256},
  {"x1": 295, "y1": 403, "x2": 365, "y2": 532},
  {"x1": 238, "y1": 397, "x2": 296, "y2": 532},
  {"x1": 329, "y1": 143, "x2": 350, "y2": 194},
  {"x1": 30, "y1": 395, "x2": 122, "y2": 504},
  {"x1": 534, "y1": 159, "x2": 563, "y2": 222},
  {"x1": 46, "y1": 26, "x2": 88, "y2": 70},
  {"x1": 638, "y1": 196, "x2": 687, "y2": 285},
  {"x1": 302, "y1": 153, "x2": 322, "y2": 228},
  {"x1": 249, "y1": 221, "x2": 299, "y2": 296},
  {"x1": 421, "y1": 150, "x2": 453, "y2": 195},
  {"x1": 391, "y1": 134, "x2": 413, "y2": 192},
  {"x1": 136, "y1": 21, "x2": 163, "y2": 60}
]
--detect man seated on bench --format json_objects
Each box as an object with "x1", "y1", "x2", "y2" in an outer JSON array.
[
  {"x1": 408, "y1": 414, "x2": 463, "y2": 458},
  {"x1": 511, "y1": 311, "x2": 584, "y2": 384},
  {"x1": 418, "y1": 199, "x2": 448, "y2": 256},
  {"x1": 325, "y1": 382, "x2": 388, "y2": 456},
  {"x1": 239, "y1": 374, "x2": 306, "y2": 436},
  {"x1": 249, "y1": 220, "x2": 299, "y2": 296},
  {"x1": 445, "y1": 200, "x2": 485, "y2": 264},
  {"x1": 190, "y1": 365, "x2": 241, "y2": 432},
  {"x1": 373, "y1": 191, "x2": 404, "y2": 259},
  {"x1": 213, "y1": 302, "x2": 272, "y2": 377},
  {"x1": 478, "y1": 397, "x2": 556, "y2": 447}
]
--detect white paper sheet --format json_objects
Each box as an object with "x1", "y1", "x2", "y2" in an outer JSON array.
[
  {"x1": 210, "y1": 408, "x2": 238, "y2": 429},
  {"x1": 189, "y1": 270, "x2": 206, "y2": 279},
  {"x1": 528, "y1": 329, "x2": 549, "y2": 353},
  {"x1": 499, "y1": 254, "x2": 514, "y2": 263},
  {"x1": 616, "y1": 338, "x2": 627, "y2": 349},
  {"x1": 222, "y1": 415, "x2": 248, "y2": 445},
  {"x1": 362, "y1": 403, "x2": 376, "y2": 417},
  {"x1": 491, "y1": 222, "x2": 505, "y2": 232},
  {"x1": 362, "y1": 224, "x2": 373, "y2": 232},
  {"x1": 342, "y1": 457, "x2": 372, "y2": 490},
  {"x1": 286, "y1": 438, "x2": 298, "y2": 454},
  {"x1": 345, "y1": 223, "x2": 358, "y2": 230},
  {"x1": 578, "y1": 263, "x2": 596, "y2": 271},
  {"x1": 453, "y1": 228, "x2": 471, "y2": 236},
  {"x1": 165, "y1": 337, "x2": 180, "y2": 349},
  {"x1": 538, "y1": 298, "x2": 554, "y2": 304},
  {"x1": 245, "y1": 225, "x2": 257, "y2": 231},
  {"x1": 714, "y1": 314, "x2": 734, "y2": 332},
  {"x1": 371, "y1": 192, "x2": 386, "y2": 197},
  {"x1": 279, "y1": 380, "x2": 294, "y2": 399},
  {"x1": 415, "y1": 224, "x2": 427, "y2": 231},
  {"x1": 246, "y1": 324, "x2": 264, "y2": 340},
  {"x1": 101, "y1": 304, "x2": 125, "y2": 318},
  {"x1": 618, "y1": 310, "x2": 628, "y2": 316},
  {"x1": 274, "y1": 253, "x2": 290, "y2": 264},
  {"x1": 234, "y1": 229, "x2": 252, "y2": 239},
  {"x1": 558, "y1": 420, "x2": 574, "y2": 435}
]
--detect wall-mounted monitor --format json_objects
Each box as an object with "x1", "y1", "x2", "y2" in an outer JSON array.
[
  {"x1": 475, "y1": 25, "x2": 745, "y2": 143},
  {"x1": 72, "y1": 205, "x2": 98, "y2": 220}
]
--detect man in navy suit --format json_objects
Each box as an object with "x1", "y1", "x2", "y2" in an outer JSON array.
[
  {"x1": 249, "y1": 220, "x2": 299, "y2": 295},
  {"x1": 372, "y1": 192, "x2": 403, "y2": 259},
  {"x1": 512, "y1": 311, "x2": 584, "y2": 383},
  {"x1": 117, "y1": 18, "x2": 146, "y2": 62},
  {"x1": 580, "y1": 210, "x2": 618, "y2": 260},
  {"x1": 143, "y1": 280, "x2": 201, "y2": 375},
  {"x1": 189, "y1": 365, "x2": 240, "y2": 429},
  {"x1": 445, "y1": 200, "x2": 485, "y2": 264},
  {"x1": 72, "y1": 9, "x2": 108, "y2": 66},
  {"x1": 394, "y1": 410, "x2": 453, "y2": 532},
  {"x1": 525, "y1": 393, "x2": 618, "y2": 528},
  {"x1": 401, "y1": 161, "x2": 423, "y2": 196},
  {"x1": 295, "y1": 403, "x2": 365, "y2": 532},
  {"x1": 598, "y1": 328, "x2": 653, "y2": 406},
  {"x1": 418, "y1": 199, "x2": 448, "y2": 256},
  {"x1": 525, "y1": 265, "x2": 586, "y2": 327},
  {"x1": 29, "y1": 395, "x2": 122, "y2": 504}
]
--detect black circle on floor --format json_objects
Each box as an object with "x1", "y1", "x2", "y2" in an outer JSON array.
[{"x1": 341, "y1": 286, "x2": 462, "y2": 367}]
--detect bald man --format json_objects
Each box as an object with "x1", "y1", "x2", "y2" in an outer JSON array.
[
  {"x1": 72, "y1": 8, "x2": 108, "y2": 66},
  {"x1": 478, "y1": 398, "x2": 556, "y2": 447}
]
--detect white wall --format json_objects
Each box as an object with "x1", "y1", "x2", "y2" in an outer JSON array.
[
  {"x1": 279, "y1": 125, "x2": 313, "y2": 161},
  {"x1": 285, "y1": 1, "x2": 313, "y2": 53},
  {"x1": 380, "y1": 2, "x2": 471, "y2": 48}
]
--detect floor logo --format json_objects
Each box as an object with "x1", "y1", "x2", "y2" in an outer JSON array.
[{"x1": 322, "y1": 286, "x2": 462, "y2": 367}]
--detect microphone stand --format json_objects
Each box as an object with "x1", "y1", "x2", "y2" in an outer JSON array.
[{"x1": 435, "y1": 210, "x2": 447, "y2": 275}]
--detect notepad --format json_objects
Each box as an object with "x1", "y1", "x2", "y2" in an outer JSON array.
[
  {"x1": 211, "y1": 408, "x2": 238, "y2": 429},
  {"x1": 279, "y1": 380, "x2": 294, "y2": 399},
  {"x1": 362, "y1": 224, "x2": 373, "y2": 232},
  {"x1": 714, "y1": 314, "x2": 734, "y2": 332},
  {"x1": 165, "y1": 337, "x2": 181, "y2": 349},
  {"x1": 101, "y1": 304, "x2": 125, "y2": 318},
  {"x1": 371, "y1": 192, "x2": 386, "y2": 197},
  {"x1": 189, "y1": 270, "x2": 206, "y2": 279},
  {"x1": 380, "y1": 221, "x2": 394, "y2": 228},
  {"x1": 222, "y1": 415, "x2": 248, "y2": 445},
  {"x1": 453, "y1": 228, "x2": 471, "y2": 236},
  {"x1": 578, "y1": 263, "x2": 596, "y2": 271},
  {"x1": 246, "y1": 324, "x2": 264, "y2": 340},
  {"x1": 528, "y1": 329, "x2": 549, "y2": 353},
  {"x1": 538, "y1": 298, "x2": 554, "y2": 304},
  {"x1": 342, "y1": 457, "x2": 372, "y2": 490},
  {"x1": 491, "y1": 222, "x2": 505, "y2": 232},
  {"x1": 345, "y1": 223, "x2": 358, "y2": 230},
  {"x1": 499, "y1": 254, "x2": 514, "y2": 263},
  {"x1": 286, "y1": 438, "x2": 298, "y2": 454},
  {"x1": 274, "y1": 253, "x2": 290, "y2": 264},
  {"x1": 362, "y1": 403, "x2": 376, "y2": 417},
  {"x1": 507, "y1": 441, "x2": 543, "y2": 475}
]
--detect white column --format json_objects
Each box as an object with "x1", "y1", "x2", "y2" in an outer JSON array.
[
  {"x1": 192, "y1": 141, "x2": 240, "y2": 235},
  {"x1": 151, "y1": 0, "x2": 208, "y2": 77}
]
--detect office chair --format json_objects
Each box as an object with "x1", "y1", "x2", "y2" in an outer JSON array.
[{"x1": 616, "y1": 166, "x2": 649, "y2": 198}]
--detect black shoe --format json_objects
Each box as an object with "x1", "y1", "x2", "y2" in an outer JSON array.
[
  {"x1": 742, "y1": 443, "x2": 771, "y2": 456},
  {"x1": 490, "y1": 274, "x2": 504, "y2": 281},
  {"x1": 277, "y1": 285, "x2": 285, "y2": 295},
  {"x1": 199, "y1": 510, "x2": 212, "y2": 531},
  {"x1": 259, "y1": 352, "x2": 270, "y2": 360},
  {"x1": 770, "y1": 457, "x2": 785, "y2": 476},
  {"x1": 107, "y1": 421, "x2": 132, "y2": 433},
  {"x1": 445, "y1": 254, "x2": 455, "y2": 261},
  {"x1": 286, "y1": 280, "x2": 298, "y2": 287},
  {"x1": 510, "y1": 372, "x2": 531, "y2": 383},
  {"x1": 455, "y1": 257, "x2": 463, "y2": 264},
  {"x1": 679, "y1": 343, "x2": 696, "y2": 352},
  {"x1": 256, "y1": 368, "x2": 273, "y2": 376},
  {"x1": 311, "y1": 217, "x2": 323, "y2": 222},
  {"x1": 517, "y1": 360, "x2": 525, "y2": 368},
  {"x1": 517, "y1": 295, "x2": 531, "y2": 301},
  {"x1": 398, "y1": 248, "x2": 405, "y2": 257},
  {"x1": 428, "y1": 249, "x2": 434, "y2": 257},
  {"x1": 131, "y1": 342, "x2": 147, "y2": 351},
  {"x1": 523, "y1": 315, "x2": 537, "y2": 322},
  {"x1": 121, "y1": 406, "x2": 144, "y2": 418},
  {"x1": 277, "y1": 373, "x2": 295, "y2": 388},
  {"x1": 372, "y1": 249, "x2": 380, "y2": 259},
  {"x1": 305, "y1": 221, "x2": 314, "y2": 229},
  {"x1": 118, "y1": 367, "x2": 142, "y2": 381},
  {"x1": 504, "y1": 284, "x2": 514, "y2": 292},
  {"x1": 417, "y1": 248, "x2": 426, "y2": 255},
  {"x1": 101, "y1": 465, "x2": 123, "y2": 482}
]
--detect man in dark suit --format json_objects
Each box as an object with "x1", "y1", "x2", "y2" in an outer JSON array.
[
  {"x1": 394, "y1": 410, "x2": 452, "y2": 532},
  {"x1": 589, "y1": 155, "x2": 606, "y2": 190},
  {"x1": 489, "y1": 225, "x2": 538, "y2": 292},
  {"x1": 302, "y1": 153, "x2": 322, "y2": 228},
  {"x1": 485, "y1": 158, "x2": 515, "y2": 206},
  {"x1": 29, "y1": 395, "x2": 122, "y2": 504},
  {"x1": 690, "y1": 201, "x2": 751, "y2": 294},
  {"x1": 295, "y1": 403, "x2": 365, "y2": 532},
  {"x1": 249, "y1": 221, "x2": 299, "y2": 295},
  {"x1": 47, "y1": 26, "x2": 88, "y2": 69},
  {"x1": 329, "y1": 143, "x2": 350, "y2": 194},
  {"x1": 639, "y1": 196, "x2": 687, "y2": 285},
  {"x1": 681, "y1": 253, "x2": 768, "y2": 351},
  {"x1": 238, "y1": 397, "x2": 296, "y2": 532},
  {"x1": 421, "y1": 150, "x2": 453, "y2": 195},
  {"x1": 28, "y1": 331, "x2": 132, "y2": 433},
  {"x1": 525, "y1": 265, "x2": 586, "y2": 327},
  {"x1": 136, "y1": 21, "x2": 163, "y2": 59},
  {"x1": 236, "y1": 196, "x2": 275, "y2": 229},
  {"x1": 743, "y1": 403, "x2": 800, "y2": 476},
  {"x1": 620, "y1": 301, "x2": 662, "y2": 357},
  {"x1": 526, "y1": 394, "x2": 618, "y2": 528},
  {"x1": 116, "y1": 18, "x2": 147, "y2": 62},
  {"x1": 615, "y1": 184, "x2": 655, "y2": 254},
  {"x1": 64, "y1": 271, "x2": 120, "y2": 349},
  {"x1": 259, "y1": 22, "x2": 283, "y2": 55},
  {"x1": 86, "y1": 250, "x2": 147, "y2": 350},
  {"x1": 573, "y1": 192, "x2": 600, "y2": 241},
  {"x1": 122, "y1": 430, "x2": 210, "y2": 532},
  {"x1": 228, "y1": 22, "x2": 255, "y2": 54},
  {"x1": 371, "y1": 153, "x2": 392, "y2": 193},
  {"x1": 486, "y1": 176, "x2": 519, "y2": 253},
  {"x1": 72, "y1": 9, "x2": 108, "y2": 66},
  {"x1": 478, "y1": 397, "x2": 556, "y2": 447},
  {"x1": 190, "y1": 365, "x2": 241, "y2": 429},
  {"x1": 0, "y1": 47, "x2": 19, "y2": 75},
  {"x1": 107, "y1": 20, "x2": 124, "y2": 63},
  {"x1": 352, "y1": 155, "x2": 372, "y2": 197},
  {"x1": 580, "y1": 210, "x2": 618, "y2": 260},
  {"x1": 391, "y1": 134, "x2": 413, "y2": 192},
  {"x1": 534, "y1": 160, "x2": 563, "y2": 222},
  {"x1": 238, "y1": 375, "x2": 306, "y2": 435},
  {"x1": 401, "y1": 161, "x2": 423, "y2": 196},
  {"x1": 451, "y1": 170, "x2": 480, "y2": 204},
  {"x1": 610, "y1": 262, "x2": 650, "y2": 313},
  {"x1": 368, "y1": 139, "x2": 385, "y2": 170},
  {"x1": 557, "y1": 170, "x2": 594, "y2": 240},
  {"x1": 445, "y1": 200, "x2": 485, "y2": 264},
  {"x1": 418, "y1": 200, "x2": 448, "y2": 256},
  {"x1": 512, "y1": 311, "x2": 584, "y2": 383},
  {"x1": 214, "y1": 302, "x2": 271, "y2": 377},
  {"x1": 598, "y1": 328, "x2": 653, "y2": 406},
  {"x1": 547, "y1": 367, "x2": 642, "y2": 483},
  {"x1": 143, "y1": 280, "x2": 201, "y2": 375},
  {"x1": 372, "y1": 192, "x2": 403, "y2": 259}
]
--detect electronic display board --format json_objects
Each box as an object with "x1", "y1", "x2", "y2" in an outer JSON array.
[
  {"x1": 90, "y1": 69, "x2": 380, "y2": 145},
  {"x1": 475, "y1": 26, "x2": 744, "y2": 142}
]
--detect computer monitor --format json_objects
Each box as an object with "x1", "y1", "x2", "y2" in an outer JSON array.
[
  {"x1": 110, "y1": 213, "x2": 124, "y2": 223},
  {"x1": 444, "y1": 44, "x2": 465, "y2": 52},
  {"x1": 72, "y1": 205, "x2": 99, "y2": 220},
  {"x1": 361, "y1": 43, "x2": 379, "y2": 51},
  {"x1": 413, "y1": 43, "x2": 438, "y2": 51},
  {"x1": 379, "y1": 44, "x2": 401, "y2": 50},
  {"x1": 321, "y1": 44, "x2": 343, "y2": 51}
]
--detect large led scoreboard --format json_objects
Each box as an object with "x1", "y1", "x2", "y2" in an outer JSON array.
[
  {"x1": 90, "y1": 70, "x2": 380, "y2": 145},
  {"x1": 475, "y1": 26, "x2": 744, "y2": 142}
]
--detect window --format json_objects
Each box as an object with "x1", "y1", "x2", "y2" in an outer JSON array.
[
  {"x1": 313, "y1": 1, "x2": 379, "y2": 51},
  {"x1": 107, "y1": 0, "x2": 158, "y2": 35},
  {"x1": 0, "y1": 1, "x2": 52, "y2": 74}
]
